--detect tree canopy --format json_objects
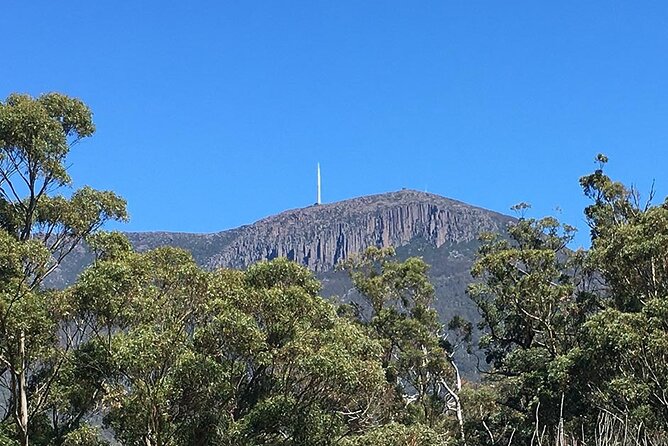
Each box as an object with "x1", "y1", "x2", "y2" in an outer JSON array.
[
  {"x1": 0, "y1": 93, "x2": 127, "y2": 446},
  {"x1": 465, "y1": 155, "x2": 668, "y2": 445}
]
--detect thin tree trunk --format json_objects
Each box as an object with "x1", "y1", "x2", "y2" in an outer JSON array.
[
  {"x1": 441, "y1": 359, "x2": 467, "y2": 446},
  {"x1": 18, "y1": 329, "x2": 29, "y2": 446}
]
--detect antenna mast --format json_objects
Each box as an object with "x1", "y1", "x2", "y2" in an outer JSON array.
[{"x1": 317, "y1": 163, "x2": 321, "y2": 204}]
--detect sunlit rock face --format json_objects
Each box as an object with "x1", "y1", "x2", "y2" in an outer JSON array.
[
  {"x1": 201, "y1": 189, "x2": 510, "y2": 272},
  {"x1": 52, "y1": 189, "x2": 512, "y2": 285}
]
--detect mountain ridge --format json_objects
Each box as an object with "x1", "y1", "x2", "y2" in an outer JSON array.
[
  {"x1": 125, "y1": 189, "x2": 513, "y2": 273},
  {"x1": 123, "y1": 189, "x2": 509, "y2": 237}
]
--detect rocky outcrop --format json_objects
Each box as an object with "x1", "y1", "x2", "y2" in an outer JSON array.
[
  {"x1": 203, "y1": 189, "x2": 510, "y2": 271},
  {"x1": 54, "y1": 189, "x2": 512, "y2": 285}
]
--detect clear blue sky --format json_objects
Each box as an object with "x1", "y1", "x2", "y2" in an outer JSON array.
[{"x1": 2, "y1": 1, "x2": 667, "y2": 247}]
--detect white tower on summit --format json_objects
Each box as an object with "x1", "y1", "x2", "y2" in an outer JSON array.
[{"x1": 316, "y1": 163, "x2": 322, "y2": 205}]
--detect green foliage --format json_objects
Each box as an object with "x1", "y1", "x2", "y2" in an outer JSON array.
[
  {"x1": 69, "y1": 248, "x2": 208, "y2": 446},
  {"x1": 65, "y1": 255, "x2": 390, "y2": 445},
  {"x1": 86, "y1": 230, "x2": 133, "y2": 261},
  {"x1": 193, "y1": 259, "x2": 387, "y2": 445},
  {"x1": 0, "y1": 422, "x2": 20, "y2": 446},
  {"x1": 465, "y1": 155, "x2": 668, "y2": 443},
  {"x1": 341, "y1": 247, "x2": 465, "y2": 441},
  {"x1": 576, "y1": 158, "x2": 668, "y2": 427},
  {"x1": 468, "y1": 213, "x2": 586, "y2": 438},
  {"x1": 61, "y1": 426, "x2": 109, "y2": 446},
  {"x1": 0, "y1": 92, "x2": 127, "y2": 446},
  {"x1": 0, "y1": 92, "x2": 94, "y2": 189},
  {"x1": 341, "y1": 422, "x2": 449, "y2": 446}
]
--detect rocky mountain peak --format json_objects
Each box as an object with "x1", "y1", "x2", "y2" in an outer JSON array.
[
  {"x1": 202, "y1": 189, "x2": 511, "y2": 271},
  {"x1": 50, "y1": 190, "x2": 512, "y2": 289}
]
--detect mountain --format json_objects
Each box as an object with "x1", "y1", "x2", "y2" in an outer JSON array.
[
  {"x1": 51, "y1": 189, "x2": 514, "y2": 375},
  {"x1": 127, "y1": 189, "x2": 510, "y2": 268}
]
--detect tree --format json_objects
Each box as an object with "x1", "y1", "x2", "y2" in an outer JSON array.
[
  {"x1": 190, "y1": 258, "x2": 388, "y2": 445},
  {"x1": 70, "y1": 254, "x2": 389, "y2": 445},
  {"x1": 467, "y1": 208, "x2": 590, "y2": 443},
  {"x1": 341, "y1": 422, "x2": 447, "y2": 446},
  {"x1": 341, "y1": 247, "x2": 469, "y2": 444},
  {"x1": 74, "y1": 247, "x2": 209, "y2": 446},
  {"x1": 578, "y1": 156, "x2": 668, "y2": 428},
  {"x1": 0, "y1": 93, "x2": 127, "y2": 446},
  {"x1": 466, "y1": 155, "x2": 668, "y2": 442}
]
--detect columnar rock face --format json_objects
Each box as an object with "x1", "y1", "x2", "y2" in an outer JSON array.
[
  {"x1": 203, "y1": 189, "x2": 510, "y2": 271},
  {"x1": 50, "y1": 190, "x2": 512, "y2": 288}
]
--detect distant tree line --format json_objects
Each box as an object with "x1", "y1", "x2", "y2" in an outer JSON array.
[{"x1": 1, "y1": 93, "x2": 667, "y2": 445}]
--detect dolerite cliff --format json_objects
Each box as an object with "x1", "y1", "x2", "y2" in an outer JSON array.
[
  {"x1": 55, "y1": 189, "x2": 514, "y2": 302},
  {"x1": 196, "y1": 190, "x2": 506, "y2": 272},
  {"x1": 53, "y1": 190, "x2": 515, "y2": 299}
]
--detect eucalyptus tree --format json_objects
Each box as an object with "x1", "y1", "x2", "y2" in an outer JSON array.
[
  {"x1": 0, "y1": 93, "x2": 127, "y2": 446},
  {"x1": 578, "y1": 156, "x2": 668, "y2": 429},
  {"x1": 467, "y1": 155, "x2": 668, "y2": 441},
  {"x1": 71, "y1": 254, "x2": 389, "y2": 446},
  {"x1": 186, "y1": 259, "x2": 388, "y2": 445},
  {"x1": 341, "y1": 247, "x2": 469, "y2": 444},
  {"x1": 466, "y1": 207, "x2": 590, "y2": 442},
  {"x1": 69, "y1": 246, "x2": 208, "y2": 446}
]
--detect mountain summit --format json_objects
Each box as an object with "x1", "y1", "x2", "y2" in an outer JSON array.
[{"x1": 127, "y1": 189, "x2": 512, "y2": 273}]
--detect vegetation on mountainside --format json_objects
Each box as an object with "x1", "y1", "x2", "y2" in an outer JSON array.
[{"x1": 2, "y1": 94, "x2": 668, "y2": 445}]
